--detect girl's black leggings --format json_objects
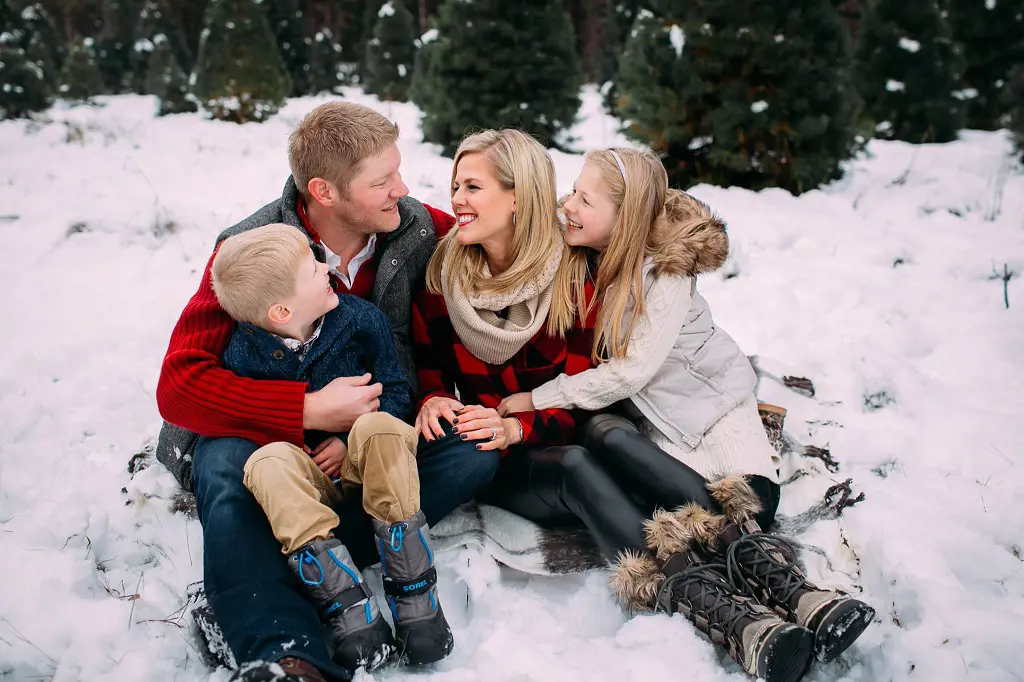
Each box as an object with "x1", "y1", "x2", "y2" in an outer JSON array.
[{"x1": 480, "y1": 413, "x2": 780, "y2": 562}]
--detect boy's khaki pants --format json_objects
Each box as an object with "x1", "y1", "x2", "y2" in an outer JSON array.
[{"x1": 242, "y1": 412, "x2": 420, "y2": 554}]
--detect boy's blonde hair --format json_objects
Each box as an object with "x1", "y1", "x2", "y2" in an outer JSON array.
[
  {"x1": 288, "y1": 101, "x2": 400, "y2": 200},
  {"x1": 211, "y1": 224, "x2": 311, "y2": 326},
  {"x1": 425, "y1": 128, "x2": 576, "y2": 337}
]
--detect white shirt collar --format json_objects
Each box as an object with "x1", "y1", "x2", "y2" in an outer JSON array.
[
  {"x1": 321, "y1": 234, "x2": 377, "y2": 289},
  {"x1": 272, "y1": 315, "x2": 326, "y2": 362}
]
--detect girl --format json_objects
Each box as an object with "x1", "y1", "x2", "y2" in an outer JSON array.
[{"x1": 499, "y1": 148, "x2": 875, "y2": 679}]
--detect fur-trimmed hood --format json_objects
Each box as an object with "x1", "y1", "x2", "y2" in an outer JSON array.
[{"x1": 650, "y1": 191, "x2": 729, "y2": 278}]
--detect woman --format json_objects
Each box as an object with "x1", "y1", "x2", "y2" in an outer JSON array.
[
  {"x1": 412, "y1": 127, "x2": 592, "y2": 454},
  {"x1": 412, "y1": 133, "x2": 825, "y2": 682},
  {"x1": 496, "y1": 147, "x2": 875, "y2": 677}
]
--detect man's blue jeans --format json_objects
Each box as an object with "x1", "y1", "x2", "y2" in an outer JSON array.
[{"x1": 192, "y1": 427, "x2": 498, "y2": 680}]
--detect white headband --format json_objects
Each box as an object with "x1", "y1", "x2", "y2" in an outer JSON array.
[{"x1": 609, "y1": 150, "x2": 628, "y2": 181}]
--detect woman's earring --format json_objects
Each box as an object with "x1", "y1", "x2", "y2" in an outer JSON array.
[{"x1": 512, "y1": 211, "x2": 517, "y2": 226}]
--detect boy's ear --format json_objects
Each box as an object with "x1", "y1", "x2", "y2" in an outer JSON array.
[
  {"x1": 267, "y1": 303, "x2": 292, "y2": 326},
  {"x1": 307, "y1": 178, "x2": 338, "y2": 207}
]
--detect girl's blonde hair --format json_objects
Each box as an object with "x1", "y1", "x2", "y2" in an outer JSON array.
[
  {"x1": 565, "y1": 147, "x2": 707, "y2": 362},
  {"x1": 426, "y1": 129, "x2": 576, "y2": 337}
]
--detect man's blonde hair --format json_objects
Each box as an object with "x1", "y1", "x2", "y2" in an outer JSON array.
[
  {"x1": 288, "y1": 101, "x2": 400, "y2": 200},
  {"x1": 425, "y1": 128, "x2": 575, "y2": 337},
  {"x1": 211, "y1": 224, "x2": 311, "y2": 326}
]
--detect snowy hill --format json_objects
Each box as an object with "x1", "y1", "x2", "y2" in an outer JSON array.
[{"x1": 0, "y1": 88, "x2": 1022, "y2": 682}]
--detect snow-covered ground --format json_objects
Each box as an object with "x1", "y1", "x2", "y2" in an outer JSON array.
[{"x1": 1, "y1": 87, "x2": 1022, "y2": 682}]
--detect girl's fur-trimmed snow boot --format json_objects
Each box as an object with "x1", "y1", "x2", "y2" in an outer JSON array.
[
  {"x1": 612, "y1": 511, "x2": 814, "y2": 682},
  {"x1": 373, "y1": 510, "x2": 454, "y2": 664},
  {"x1": 705, "y1": 474, "x2": 876, "y2": 662}
]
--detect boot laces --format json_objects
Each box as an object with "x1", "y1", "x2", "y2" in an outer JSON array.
[
  {"x1": 389, "y1": 523, "x2": 406, "y2": 552},
  {"x1": 296, "y1": 549, "x2": 325, "y2": 586},
  {"x1": 726, "y1": 532, "x2": 806, "y2": 604},
  {"x1": 655, "y1": 561, "x2": 754, "y2": 640}
]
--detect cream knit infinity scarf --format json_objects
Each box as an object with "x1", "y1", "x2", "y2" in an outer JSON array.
[{"x1": 441, "y1": 242, "x2": 564, "y2": 365}]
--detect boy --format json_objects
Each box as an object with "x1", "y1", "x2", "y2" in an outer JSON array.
[{"x1": 210, "y1": 223, "x2": 453, "y2": 672}]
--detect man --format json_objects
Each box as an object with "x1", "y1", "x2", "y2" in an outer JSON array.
[{"x1": 155, "y1": 102, "x2": 499, "y2": 682}]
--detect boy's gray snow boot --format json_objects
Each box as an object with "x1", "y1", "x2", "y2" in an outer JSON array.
[
  {"x1": 288, "y1": 538, "x2": 395, "y2": 672},
  {"x1": 707, "y1": 474, "x2": 876, "y2": 662},
  {"x1": 613, "y1": 505, "x2": 814, "y2": 682},
  {"x1": 373, "y1": 511, "x2": 453, "y2": 664}
]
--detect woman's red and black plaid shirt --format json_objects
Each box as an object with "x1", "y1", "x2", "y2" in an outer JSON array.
[{"x1": 411, "y1": 284, "x2": 597, "y2": 453}]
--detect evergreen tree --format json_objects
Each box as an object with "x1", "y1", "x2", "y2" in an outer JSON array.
[
  {"x1": 303, "y1": 0, "x2": 363, "y2": 91},
  {"x1": 59, "y1": 36, "x2": 105, "y2": 101},
  {"x1": 0, "y1": 1, "x2": 12, "y2": 34},
  {"x1": 145, "y1": 34, "x2": 197, "y2": 115},
  {"x1": 356, "y1": 0, "x2": 386, "y2": 83},
  {"x1": 601, "y1": 0, "x2": 643, "y2": 113},
  {"x1": 836, "y1": 0, "x2": 864, "y2": 41},
  {"x1": 616, "y1": 2, "x2": 862, "y2": 195},
  {"x1": 264, "y1": 0, "x2": 310, "y2": 96},
  {"x1": 193, "y1": 0, "x2": 292, "y2": 123},
  {"x1": 330, "y1": 0, "x2": 368, "y2": 71},
  {"x1": 948, "y1": 0, "x2": 1024, "y2": 130},
  {"x1": 409, "y1": 25, "x2": 439, "y2": 110},
  {"x1": 565, "y1": 0, "x2": 633, "y2": 86},
  {"x1": 364, "y1": 0, "x2": 416, "y2": 101},
  {"x1": 131, "y1": 0, "x2": 192, "y2": 94},
  {"x1": 1006, "y1": 65, "x2": 1024, "y2": 160},
  {"x1": 17, "y1": 2, "x2": 65, "y2": 80},
  {"x1": 855, "y1": 0, "x2": 965, "y2": 143},
  {"x1": 96, "y1": 0, "x2": 139, "y2": 92},
  {"x1": 307, "y1": 26, "x2": 346, "y2": 93},
  {"x1": 410, "y1": 0, "x2": 583, "y2": 156},
  {"x1": 0, "y1": 4, "x2": 53, "y2": 119}
]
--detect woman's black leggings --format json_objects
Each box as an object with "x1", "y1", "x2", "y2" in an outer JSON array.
[{"x1": 480, "y1": 414, "x2": 780, "y2": 562}]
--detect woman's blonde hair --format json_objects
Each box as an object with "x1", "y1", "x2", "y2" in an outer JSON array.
[
  {"x1": 564, "y1": 147, "x2": 705, "y2": 362},
  {"x1": 426, "y1": 129, "x2": 576, "y2": 337}
]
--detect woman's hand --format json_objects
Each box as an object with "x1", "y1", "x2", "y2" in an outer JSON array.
[
  {"x1": 454, "y1": 405, "x2": 523, "y2": 451},
  {"x1": 310, "y1": 437, "x2": 347, "y2": 479},
  {"x1": 497, "y1": 392, "x2": 534, "y2": 416},
  {"x1": 415, "y1": 396, "x2": 465, "y2": 441}
]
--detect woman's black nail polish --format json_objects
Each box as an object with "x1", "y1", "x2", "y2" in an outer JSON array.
[
  {"x1": 475, "y1": 444, "x2": 482, "y2": 450},
  {"x1": 452, "y1": 427, "x2": 459, "y2": 434},
  {"x1": 452, "y1": 418, "x2": 459, "y2": 424},
  {"x1": 460, "y1": 434, "x2": 467, "y2": 440}
]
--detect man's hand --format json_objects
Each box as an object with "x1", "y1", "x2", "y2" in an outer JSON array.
[
  {"x1": 310, "y1": 437, "x2": 347, "y2": 479},
  {"x1": 414, "y1": 396, "x2": 464, "y2": 441},
  {"x1": 497, "y1": 392, "x2": 534, "y2": 416},
  {"x1": 303, "y1": 373, "x2": 383, "y2": 432},
  {"x1": 453, "y1": 405, "x2": 523, "y2": 451}
]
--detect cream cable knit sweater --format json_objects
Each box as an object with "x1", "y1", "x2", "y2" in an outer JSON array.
[{"x1": 531, "y1": 273, "x2": 779, "y2": 482}]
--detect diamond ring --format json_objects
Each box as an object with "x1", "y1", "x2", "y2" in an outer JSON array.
[{"x1": 489, "y1": 428, "x2": 497, "y2": 441}]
